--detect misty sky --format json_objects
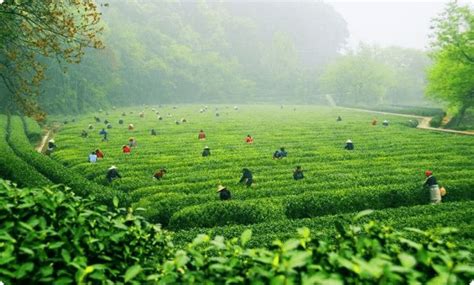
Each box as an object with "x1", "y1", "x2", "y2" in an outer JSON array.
[{"x1": 328, "y1": 1, "x2": 452, "y2": 50}]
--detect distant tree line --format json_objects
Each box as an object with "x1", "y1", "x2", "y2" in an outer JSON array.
[{"x1": 1, "y1": 1, "x2": 471, "y2": 120}]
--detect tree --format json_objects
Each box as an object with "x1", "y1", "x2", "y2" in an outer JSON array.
[
  {"x1": 0, "y1": 0, "x2": 105, "y2": 120},
  {"x1": 319, "y1": 46, "x2": 396, "y2": 106},
  {"x1": 426, "y1": 2, "x2": 474, "y2": 124}
]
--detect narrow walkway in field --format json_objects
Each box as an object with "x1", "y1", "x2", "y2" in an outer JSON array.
[
  {"x1": 337, "y1": 107, "x2": 474, "y2": 136},
  {"x1": 36, "y1": 130, "x2": 52, "y2": 153}
]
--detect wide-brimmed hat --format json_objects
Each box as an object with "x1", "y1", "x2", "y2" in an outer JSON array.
[
  {"x1": 425, "y1": 170, "x2": 433, "y2": 177},
  {"x1": 346, "y1": 139, "x2": 352, "y2": 143},
  {"x1": 108, "y1": 165, "x2": 117, "y2": 170},
  {"x1": 217, "y1": 185, "x2": 226, "y2": 192},
  {"x1": 49, "y1": 139, "x2": 55, "y2": 143},
  {"x1": 204, "y1": 146, "x2": 210, "y2": 149}
]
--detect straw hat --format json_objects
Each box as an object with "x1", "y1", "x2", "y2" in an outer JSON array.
[
  {"x1": 108, "y1": 165, "x2": 117, "y2": 170},
  {"x1": 346, "y1": 139, "x2": 352, "y2": 143},
  {"x1": 204, "y1": 146, "x2": 210, "y2": 149},
  {"x1": 217, "y1": 185, "x2": 226, "y2": 192},
  {"x1": 49, "y1": 139, "x2": 55, "y2": 143}
]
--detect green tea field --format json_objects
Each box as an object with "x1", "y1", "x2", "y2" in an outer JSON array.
[{"x1": 43, "y1": 105, "x2": 473, "y2": 245}]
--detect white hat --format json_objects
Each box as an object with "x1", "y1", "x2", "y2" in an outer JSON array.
[
  {"x1": 49, "y1": 139, "x2": 55, "y2": 143},
  {"x1": 205, "y1": 146, "x2": 209, "y2": 149},
  {"x1": 217, "y1": 185, "x2": 226, "y2": 192},
  {"x1": 108, "y1": 165, "x2": 117, "y2": 170},
  {"x1": 346, "y1": 139, "x2": 352, "y2": 143}
]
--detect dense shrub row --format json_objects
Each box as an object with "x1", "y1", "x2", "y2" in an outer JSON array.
[
  {"x1": 0, "y1": 180, "x2": 171, "y2": 283},
  {"x1": 7, "y1": 116, "x2": 125, "y2": 206},
  {"x1": 1, "y1": 180, "x2": 473, "y2": 284},
  {"x1": 173, "y1": 201, "x2": 474, "y2": 248},
  {"x1": 169, "y1": 199, "x2": 286, "y2": 230},
  {"x1": 0, "y1": 115, "x2": 51, "y2": 187},
  {"x1": 166, "y1": 182, "x2": 473, "y2": 230},
  {"x1": 21, "y1": 116, "x2": 44, "y2": 146}
]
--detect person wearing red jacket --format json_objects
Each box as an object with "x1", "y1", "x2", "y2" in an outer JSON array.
[
  {"x1": 122, "y1": 145, "x2": 131, "y2": 154},
  {"x1": 198, "y1": 130, "x2": 206, "y2": 140},
  {"x1": 245, "y1": 135, "x2": 254, "y2": 144},
  {"x1": 95, "y1": 149, "x2": 104, "y2": 159}
]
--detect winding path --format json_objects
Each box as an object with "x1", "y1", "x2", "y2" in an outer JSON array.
[{"x1": 337, "y1": 107, "x2": 474, "y2": 136}]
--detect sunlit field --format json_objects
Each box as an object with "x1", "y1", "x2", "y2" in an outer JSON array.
[{"x1": 48, "y1": 105, "x2": 474, "y2": 245}]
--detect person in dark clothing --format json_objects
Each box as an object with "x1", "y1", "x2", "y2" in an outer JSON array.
[
  {"x1": 95, "y1": 117, "x2": 101, "y2": 123},
  {"x1": 106, "y1": 166, "x2": 121, "y2": 183},
  {"x1": 273, "y1": 147, "x2": 288, "y2": 159},
  {"x1": 153, "y1": 168, "x2": 166, "y2": 180},
  {"x1": 151, "y1": 129, "x2": 157, "y2": 136},
  {"x1": 239, "y1": 168, "x2": 253, "y2": 187},
  {"x1": 104, "y1": 119, "x2": 109, "y2": 125},
  {"x1": 99, "y1": 128, "x2": 108, "y2": 142},
  {"x1": 293, "y1": 166, "x2": 304, "y2": 180},
  {"x1": 46, "y1": 139, "x2": 56, "y2": 155},
  {"x1": 202, "y1": 146, "x2": 211, "y2": 157},
  {"x1": 106, "y1": 123, "x2": 112, "y2": 129},
  {"x1": 80, "y1": 130, "x2": 88, "y2": 138},
  {"x1": 217, "y1": 185, "x2": 231, "y2": 201},
  {"x1": 88, "y1": 124, "x2": 94, "y2": 130},
  {"x1": 118, "y1": 119, "x2": 124, "y2": 125},
  {"x1": 122, "y1": 112, "x2": 126, "y2": 117},
  {"x1": 383, "y1": 120, "x2": 389, "y2": 127},
  {"x1": 344, "y1": 139, "x2": 354, "y2": 150},
  {"x1": 337, "y1": 116, "x2": 342, "y2": 122},
  {"x1": 424, "y1": 170, "x2": 441, "y2": 204}
]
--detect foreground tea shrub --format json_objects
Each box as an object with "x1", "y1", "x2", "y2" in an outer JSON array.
[
  {"x1": 0, "y1": 180, "x2": 172, "y2": 284},
  {"x1": 0, "y1": 180, "x2": 472, "y2": 284}
]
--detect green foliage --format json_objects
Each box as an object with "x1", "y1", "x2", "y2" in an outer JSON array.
[
  {"x1": 36, "y1": 2, "x2": 349, "y2": 114},
  {"x1": 22, "y1": 116, "x2": 43, "y2": 145},
  {"x1": 160, "y1": 215, "x2": 474, "y2": 284},
  {"x1": 173, "y1": 201, "x2": 474, "y2": 249},
  {"x1": 320, "y1": 46, "x2": 397, "y2": 106},
  {"x1": 0, "y1": 180, "x2": 172, "y2": 284},
  {"x1": 49, "y1": 105, "x2": 474, "y2": 233},
  {"x1": 0, "y1": 115, "x2": 51, "y2": 187},
  {"x1": 427, "y1": 2, "x2": 474, "y2": 125},
  {"x1": 7, "y1": 116, "x2": 124, "y2": 206},
  {"x1": 169, "y1": 199, "x2": 286, "y2": 230},
  {"x1": 1, "y1": 180, "x2": 472, "y2": 284}
]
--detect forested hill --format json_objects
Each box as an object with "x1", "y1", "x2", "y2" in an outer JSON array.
[{"x1": 37, "y1": 1, "x2": 348, "y2": 114}]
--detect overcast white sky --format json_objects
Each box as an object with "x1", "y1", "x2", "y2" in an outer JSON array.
[{"x1": 326, "y1": 0, "x2": 462, "y2": 50}]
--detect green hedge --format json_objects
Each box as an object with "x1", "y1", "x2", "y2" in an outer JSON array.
[
  {"x1": 0, "y1": 179, "x2": 171, "y2": 283},
  {"x1": 22, "y1": 116, "x2": 43, "y2": 146},
  {"x1": 7, "y1": 116, "x2": 125, "y2": 206},
  {"x1": 169, "y1": 199, "x2": 285, "y2": 230},
  {"x1": 2, "y1": 179, "x2": 473, "y2": 284},
  {"x1": 161, "y1": 183, "x2": 473, "y2": 230},
  {"x1": 0, "y1": 115, "x2": 51, "y2": 187},
  {"x1": 173, "y1": 201, "x2": 474, "y2": 248}
]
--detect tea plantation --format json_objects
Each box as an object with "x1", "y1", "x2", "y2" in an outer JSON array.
[{"x1": 1, "y1": 105, "x2": 473, "y2": 283}]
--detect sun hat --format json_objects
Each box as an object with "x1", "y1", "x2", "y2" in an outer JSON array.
[
  {"x1": 425, "y1": 170, "x2": 433, "y2": 177},
  {"x1": 217, "y1": 185, "x2": 226, "y2": 192},
  {"x1": 346, "y1": 139, "x2": 352, "y2": 143},
  {"x1": 109, "y1": 165, "x2": 117, "y2": 170}
]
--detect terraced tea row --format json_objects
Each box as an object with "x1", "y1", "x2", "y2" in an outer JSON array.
[{"x1": 50, "y1": 105, "x2": 474, "y2": 233}]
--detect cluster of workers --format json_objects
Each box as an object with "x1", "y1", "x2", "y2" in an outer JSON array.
[{"x1": 52, "y1": 111, "x2": 443, "y2": 203}]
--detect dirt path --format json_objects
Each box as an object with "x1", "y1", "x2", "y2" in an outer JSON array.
[
  {"x1": 35, "y1": 130, "x2": 52, "y2": 153},
  {"x1": 337, "y1": 107, "x2": 474, "y2": 136}
]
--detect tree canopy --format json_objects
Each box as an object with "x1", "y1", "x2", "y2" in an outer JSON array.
[
  {"x1": 0, "y1": 0, "x2": 105, "y2": 120},
  {"x1": 426, "y1": 2, "x2": 474, "y2": 124}
]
